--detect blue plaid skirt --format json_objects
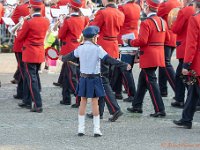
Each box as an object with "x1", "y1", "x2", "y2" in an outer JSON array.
[{"x1": 76, "y1": 77, "x2": 105, "y2": 98}]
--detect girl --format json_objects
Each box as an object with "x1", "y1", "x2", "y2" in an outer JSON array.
[{"x1": 61, "y1": 26, "x2": 131, "y2": 137}]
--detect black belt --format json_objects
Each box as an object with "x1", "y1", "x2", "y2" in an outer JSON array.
[
  {"x1": 80, "y1": 73, "x2": 101, "y2": 78},
  {"x1": 103, "y1": 36, "x2": 117, "y2": 41},
  {"x1": 149, "y1": 42, "x2": 164, "y2": 46}
]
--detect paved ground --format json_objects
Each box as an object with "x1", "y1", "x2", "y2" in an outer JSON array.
[{"x1": 0, "y1": 53, "x2": 200, "y2": 150}]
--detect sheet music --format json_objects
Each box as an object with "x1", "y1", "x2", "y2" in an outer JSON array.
[
  {"x1": 59, "y1": 6, "x2": 69, "y2": 15},
  {"x1": 80, "y1": 8, "x2": 92, "y2": 17},
  {"x1": 121, "y1": 33, "x2": 135, "y2": 46},
  {"x1": 2, "y1": 17, "x2": 15, "y2": 26},
  {"x1": 50, "y1": 8, "x2": 61, "y2": 18}
]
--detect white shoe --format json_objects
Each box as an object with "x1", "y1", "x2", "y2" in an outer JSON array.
[
  {"x1": 78, "y1": 115, "x2": 85, "y2": 136},
  {"x1": 93, "y1": 115, "x2": 102, "y2": 137}
]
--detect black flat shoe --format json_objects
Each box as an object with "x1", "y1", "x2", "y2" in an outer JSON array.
[
  {"x1": 108, "y1": 110, "x2": 123, "y2": 122},
  {"x1": 171, "y1": 101, "x2": 184, "y2": 108},
  {"x1": 71, "y1": 103, "x2": 79, "y2": 108},
  {"x1": 173, "y1": 120, "x2": 192, "y2": 129},
  {"x1": 18, "y1": 102, "x2": 31, "y2": 109},
  {"x1": 30, "y1": 107, "x2": 43, "y2": 113},
  {"x1": 60, "y1": 101, "x2": 70, "y2": 105},
  {"x1": 78, "y1": 133, "x2": 85, "y2": 136},
  {"x1": 123, "y1": 96, "x2": 134, "y2": 102},
  {"x1": 127, "y1": 107, "x2": 143, "y2": 113},
  {"x1": 94, "y1": 134, "x2": 102, "y2": 137},
  {"x1": 13, "y1": 95, "x2": 23, "y2": 99},
  {"x1": 150, "y1": 111, "x2": 166, "y2": 117},
  {"x1": 53, "y1": 82, "x2": 62, "y2": 87}
]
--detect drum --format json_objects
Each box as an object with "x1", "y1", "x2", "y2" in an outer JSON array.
[
  {"x1": 119, "y1": 46, "x2": 139, "y2": 55},
  {"x1": 46, "y1": 47, "x2": 59, "y2": 60}
]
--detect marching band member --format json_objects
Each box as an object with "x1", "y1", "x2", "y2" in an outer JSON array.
[
  {"x1": 171, "y1": 0, "x2": 195, "y2": 108},
  {"x1": 157, "y1": 0, "x2": 182, "y2": 97},
  {"x1": 60, "y1": 25, "x2": 131, "y2": 137},
  {"x1": 126, "y1": 0, "x2": 169, "y2": 117},
  {"x1": 11, "y1": 0, "x2": 30, "y2": 100},
  {"x1": 17, "y1": 0, "x2": 50, "y2": 113},
  {"x1": 58, "y1": 0, "x2": 89, "y2": 107},
  {"x1": 89, "y1": 0, "x2": 125, "y2": 122},
  {"x1": 173, "y1": 0, "x2": 200, "y2": 129},
  {"x1": 0, "y1": 0, "x2": 4, "y2": 24},
  {"x1": 112, "y1": 0, "x2": 140, "y2": 102}
]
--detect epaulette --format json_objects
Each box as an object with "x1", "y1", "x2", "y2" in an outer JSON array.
[
  {"x1": 193, "y1": 11, "x2": 200, "y2": 16},
  {"x1": 65, "y1": 16, "x2": 70, "y2": 20},
  {"x1": 99, "y1": 7, "x2": 105, "y2": 10}
]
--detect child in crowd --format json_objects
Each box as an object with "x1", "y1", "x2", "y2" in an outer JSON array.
[{"x1": 60, "y1": 26, "x2": 131, "y2": 137}]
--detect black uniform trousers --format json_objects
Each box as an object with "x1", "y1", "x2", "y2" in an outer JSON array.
[
  {"x1": 62, "y1": 62, "x2": 79, "y2": 104},
  {"x1": 132, "y1": 67, "x2": 165, "y2": 112},
  {"x1": 111, "y1": 54, "x2": 136, "y2": 97},
  {"x1": 159, "y1": 46, "x2": 176, "y2": 94},
  {"x1": 23, "y1": 63, "x2": 42, "y2": 108},
  {"x1": 14, "y1": 53, "x2": 21, "y2": 81},
  {"x1": 181, "y1": 83, "x2": 200, "y2": 123},
  {"x1": 57, "y1": 63, "x2": 65, "y2": 84},
  {"x1": 99, "y1": 62, "x2": 121, "y2": 115},
  {"x1": 15, "y1": 52, "x2": 24, "y2": 98},
  {"x1": 175, "y1": 59, "x2": 187, "y2": 102}
]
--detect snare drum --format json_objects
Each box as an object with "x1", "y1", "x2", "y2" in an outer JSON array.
[{"x1": 119, "y1": 46, "x2": 139, "y2": 55}]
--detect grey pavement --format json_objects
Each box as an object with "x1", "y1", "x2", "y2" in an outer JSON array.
[{"x1": 0, "y1": 53, "x2": 200, "y2": 150}]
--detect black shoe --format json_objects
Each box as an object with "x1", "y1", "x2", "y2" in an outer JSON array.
[
  {"x1": 86, "y1": 113, "x2": 103, "y2": 119},
  {"x1": 127, "y1": 107, "x2": 143, "y2": 113},
  {"x1": 123, "y1": 96, "x2": 134, "y2": 102},
  {"x1": 161, "y1": 91, "x2": 168, "y2": 97},
  {"x1": 60, "y1": 101, "x2": 70, "y2": 105},
  {"x1": 196, "y1": 106, "x2": 200, "y2": 112},
  {"x1": 173, "y1": 120, "x2": 192, "y2": 129},
  {"x1": 71, "y1": 103, "x2": 79, "y2": 108},
  {"x1": 150, "y1": 111, "x2": 166, "y2": 117},
  {"x1": 78, "y1": 133, "x2": 85, "y2": 136},
  {"x1": 171, "y1": 101, "x2": 184, "y2": 108},
  {"x1": 18, "y1": 102, "x2": 31, "y2": 109},
  {"x1": 13, "y1": 95, "x2": 23, "y2": 99},
  {"x1": 30, "y1": 107, "x2": 43, "y2": 113},
  {"x1": 11, "y1": 79, "x2": 18, "y2": 84},
  {"x1": 94, "y1": 134, "x2": 102, "y2": 137},
  {"x1": 53, "y1": 82, "x2": 62, "y2": 87},
  {"x1": 115, "y1": 93, "x2": 123, "y2": 100},
  {"x1": 108, "y1": 110, "x2": 123, "y2": 122}
]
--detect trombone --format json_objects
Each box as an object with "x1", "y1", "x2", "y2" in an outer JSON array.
[{"x1": 8, "y1": 15, "x2": 31, "y2": 36}]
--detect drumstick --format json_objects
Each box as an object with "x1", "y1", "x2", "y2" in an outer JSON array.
[{"x1": 68, "y1": 61, "x2": 79, "y2": 66}]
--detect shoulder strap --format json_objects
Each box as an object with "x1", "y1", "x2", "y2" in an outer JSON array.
[{"x1": 148, "y1": 17, "x2": 165, "y2": 32}]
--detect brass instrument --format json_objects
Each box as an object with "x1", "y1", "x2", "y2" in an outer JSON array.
[
  {"x1": 181, "y1": 70, "x2": 199, "y2": 85},
  {"x1": 9, "y1": 15, "x2": 31, "y2": 36},
  {"x1": 168, "y1": 7, "x2": 180, "y2": 29}
]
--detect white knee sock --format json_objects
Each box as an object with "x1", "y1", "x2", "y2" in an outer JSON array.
[
  {"x1": 93, "y1": 115, "x2": 102, "y2": 135},
  {"x1": 78, "y1": 115, "x2": 85, "y2": 134}
]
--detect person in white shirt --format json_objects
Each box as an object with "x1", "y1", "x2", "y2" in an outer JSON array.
[{"x1": 60, "y1": 26, "x2": 131, "y2": 137}]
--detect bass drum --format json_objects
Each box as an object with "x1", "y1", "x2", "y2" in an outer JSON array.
[{"x1": 168, "y1": 7, "x2": 180, "y2": 29}]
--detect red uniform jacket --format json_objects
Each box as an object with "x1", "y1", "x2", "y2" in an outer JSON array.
[
  {"x1": 17, "y1": 14, "x2": 49, "y2": 63},
  {"x1": 58, "y1": 15, "x2": 89, "y2": 55},
  {"x1": 0, "y1": 3, "x2": 4, "y2": 24},
  {"x1": 171, "y1": 6, "x2": 195, "y2": 59},
  {"x1": 57, "y1": 0, "x2": 70, "y2": 6},
  {"x1": 11, "y1": 2, "x2": 30, "y2": 53},
  {"x1": 157, "y1": 0, "x2": 181, "y2": 47},
  {"x1": 118, "y1": 1, "x2": 141, "y2": 44},
  {"x1": 184, "y1": 13, "x2": 200, "y2": 76},
  {"x1": 90, "y1": 4, "x2": 125, "y2": 58},
  {"x1": 129, "y1": 14, "x2": 170, "y2": 68}
]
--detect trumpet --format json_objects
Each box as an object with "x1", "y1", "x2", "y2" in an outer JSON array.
[{"x1": 9, "y1": 15, "x2": 31, "y2": 36}]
